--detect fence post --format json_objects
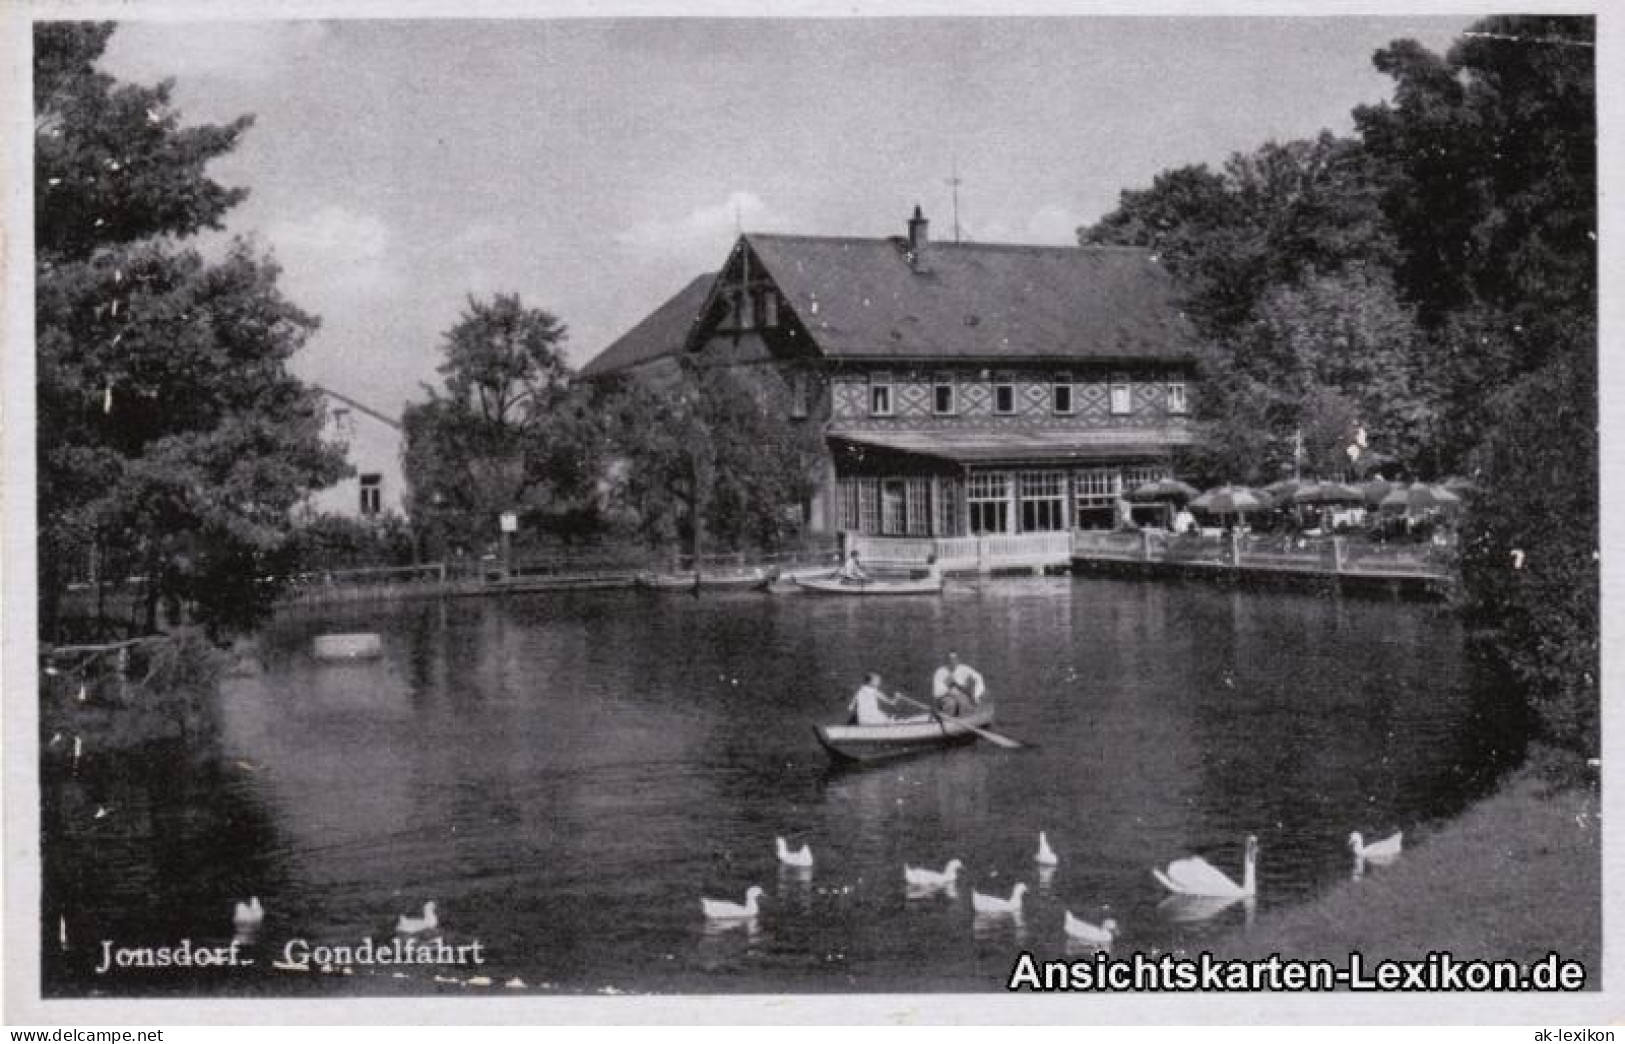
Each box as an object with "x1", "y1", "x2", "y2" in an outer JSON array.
[
  {"x1": 1142, "y1": 530, "x2": 1153, "y2": 562},
  {"x1": 1333, "y1": 536, "x2": 1346, "y2": 573},
  {"x1": 1230, "y1": 532, "x2": 1242, "y2": 567}
]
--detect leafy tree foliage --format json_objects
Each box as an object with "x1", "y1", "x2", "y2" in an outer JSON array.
[
  {"x1": 605, "y1": 360, "x2": 822, "y2": 559},
  {"x1": 36, "y1": 22, "x2": 346, "y2": 639},
  {"x1": 401, "y1": 293, "x2": 605, "y2": 554}
]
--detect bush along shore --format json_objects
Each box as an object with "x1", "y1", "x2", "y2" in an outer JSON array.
[
  {"x1": 1210, "y1": 768, "x2": 1600, "y2": 983},
  {"x1": 39, "y1": 631, "x2": 228, "y2": 771}
]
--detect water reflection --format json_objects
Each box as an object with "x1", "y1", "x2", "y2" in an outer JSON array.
[{"x1": 43, "y1": 579, "x2": 1517, "y2": 994}]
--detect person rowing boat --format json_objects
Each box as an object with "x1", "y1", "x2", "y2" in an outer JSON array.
[
  {"x1": 848, "y1": 672, "x2": 931, "y2": 725},
  {"x1": 932, "y1": 652, "x2": 986, "y2": 716}
]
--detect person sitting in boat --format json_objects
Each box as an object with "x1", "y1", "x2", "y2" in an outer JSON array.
[
  {"x1": 932, "y1": 652, "x2": 986, "y2": 716},
  {"x1": 839, "y1": 550, "x2": 868, "y2": 583},
  {"x1": 849, "y1": 672, "x2": 929, "y2": 725},
  {"x1": 923, "y1": 552, "x2": 942, "y2": 583}
]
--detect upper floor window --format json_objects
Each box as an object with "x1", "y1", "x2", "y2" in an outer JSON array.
[
  {"x1": 760, "y1": 290, "x2": 779, "y2": 329},
  {"x1": 1166, "y1": 381, "x2": 1188, "y2": 415},
  {"x1": 870, "y1": 373, "x2": 894, "y2": 416},
  {"x1": 993, "y1": 376, "x2": 1016, "y2": 415},
  {"x1": 359, "y1": 473, "x2": 382, "y2": 517},
  {"x1": 331, "y1": 407, "x2": 354, "y2": 436},
  {"x1": 789, "y1": 372, "x2": 809, "y2": 419},
  {"x1": 933, "y1": 374, "x2": 956, "y2": 415},
  {"x1": 1052, "y1": 373, "x2": 1074, "y2": 415},
  {"x1": 1109, "y1": 381, "x2": 1133, "y2": 416}
]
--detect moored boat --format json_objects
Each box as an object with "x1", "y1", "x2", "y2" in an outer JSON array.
[
  {"x1": 814, "y1": 703, "x2": 996, "y2": 763},
  {"x1": 637, "y1": 570, "x2": 774, "y2": 592},
  {"x1": 794, "y1": 574, "x2": 944, "y2": 596}
]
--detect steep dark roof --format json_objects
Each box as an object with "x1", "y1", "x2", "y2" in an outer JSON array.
[
  {"x1": 315, "y1": 385, "x2": 401, "y2": 430},
  {"x1": 579, "y1": 273, "x2": 715, "y2": 378},
  {"x1": 745, "y1": 234, "x2": 1193, "y2": 362}
]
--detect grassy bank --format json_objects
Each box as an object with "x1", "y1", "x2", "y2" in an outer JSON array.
[{"x1": 1215, "y1": 772, "x2": 1600, "y2": 978}]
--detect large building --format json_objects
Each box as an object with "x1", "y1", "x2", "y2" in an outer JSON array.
[{"x1": 581, "y1": 207, "x2": 1198, "y2": 538}]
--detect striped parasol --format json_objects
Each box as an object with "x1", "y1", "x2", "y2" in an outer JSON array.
[
  {"x1": 1191, "y1": 485, "x2": 1271, "y2": 515},
  {"x1": 1379, "y1": 483, "x2": 1464, "y2": 514}
]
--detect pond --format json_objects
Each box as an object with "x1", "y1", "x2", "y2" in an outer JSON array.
[{"x1": 42, "y1": 577, "x2": 1525, "y2": 995}]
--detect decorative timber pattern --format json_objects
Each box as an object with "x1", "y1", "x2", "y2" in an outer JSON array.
[{"x1": 828, "y1": 370, "x2": 1192, "y2": 432}]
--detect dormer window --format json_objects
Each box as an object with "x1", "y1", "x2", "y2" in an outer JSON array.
[
  {"x1": 760, "y1": 290, "x2": 779, "y2": 329},
  {"x1": 870, "y1": 373, "x2": 894, "y2": 416}
]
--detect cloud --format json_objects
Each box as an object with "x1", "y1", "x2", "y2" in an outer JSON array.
[
  {"x1": 102, "y1": 21, "x2": 334, "y2": 86},
  {"x1": 969, "y1": 204, "x2": 1083, "y2": 247},
  {"x1": 613, "y1": 191, "x2": 779, "y2": 256},
  {"x1": 265, "y1": 204, "x2": 400, "y2": 298}
]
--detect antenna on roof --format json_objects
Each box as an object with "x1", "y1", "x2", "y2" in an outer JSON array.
[{"x1": 945, "y1": 159, "x2": 962, "y2": 244}]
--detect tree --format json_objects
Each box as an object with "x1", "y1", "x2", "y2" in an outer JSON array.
[
  {"x1": 401, "y1": 293, "x2": 601, "y2": 555},
  {"x1": 35, "y1": 22, "x2": 347, "y2": 638},
  {"x1": 606, "y1": 360, "x2": 821, "y2": 561}
]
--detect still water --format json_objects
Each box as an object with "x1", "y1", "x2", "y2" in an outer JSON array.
[{"x1": 44, "y1": 578, "x2": 1524, "y2": 995}]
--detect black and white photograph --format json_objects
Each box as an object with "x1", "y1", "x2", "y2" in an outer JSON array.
[{"x1": 1, "y1": 1, "x2": 1609, "y2": 1026}]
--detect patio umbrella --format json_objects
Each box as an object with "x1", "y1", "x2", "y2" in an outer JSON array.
[
  {"x1": 1264, "y1": 478, "x2": 1307, "y2": 504},
  {"x1": 1191, "y1": 485, "x2": 1270, "y2": 515},
  {"x1": 1125, "y1": 478, "x2": 1201, "y2": 503},
  {"x1": 1359, "y1": 478, "x2": 1398, "y2": 506},
  {"x1": 1292, "y1": 481, "x2": 1365, "y2": 506},
  {"x1": 1439, "y1": 476, "x2": 1480, "y2": 497},
  {"x1": 1379, "y1": 483, "x2": 1463, "y2": 514}
]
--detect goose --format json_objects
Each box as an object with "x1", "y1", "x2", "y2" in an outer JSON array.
[
  {"x1": 1035, "y1": 831, "x2": 1059, "y2": 867},
  {"x1": 701, "y1": 886, "x2": 764, "y2": 921},
  {"x1": 232, "y1": 897, "x2": 264, "y2": 932},
  {"x1": 1349, "y1": 830, "x2": 1403, "y2": 865},
  {"x1": 776, "y1": 837, "x2": 813, "y2": 869},
  {"x1": 971, "y1": 882, "x2": 1027, "y2": 917},
  {"x1": 904, "y1": 859, "x2": 964, "y2": 889},
  {"x1": 1063, "y1": 911, "x2": 1118, "y2": 947},
  {"x1": 396, "y1": 900, "x2": 438, "y2": 934},
  {"x1": 1153, "y1": 835, "x2": 1258, "y2": 899}
]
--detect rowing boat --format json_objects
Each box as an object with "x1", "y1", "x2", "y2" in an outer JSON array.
[
  {"x1": 814, "y1": 703, "x2": 995, "y2": 763},
  {"x1": 637, "y1": 571, "x2": 773, "y2": 592},
  {"x1": 794, "y1": 575, "x2": 944, "y2": 596}
]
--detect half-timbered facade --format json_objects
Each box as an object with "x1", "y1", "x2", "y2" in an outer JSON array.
[{"x1": 582, "y1": 207, "x2": 1198, "y2": 537}]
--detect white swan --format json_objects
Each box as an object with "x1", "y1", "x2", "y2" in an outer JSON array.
[
  {"x1": 904, "y1": 859, "x2": 963, "y2": 889},
  {"x1": 1349, "y1": 830, "x2": 1403, "y2": 865},
  {"x1": 233, "y1": 897, "x2": 264, "y2": 932},
  {"x1": 971, "y1": 882, "x2": 1027, "y2": 917},
  {"x1": 701, "y1": 886, "x2": 764, "y2": 920},
  {"x1": 1035, "y1": 831, "x2": 1058, "y2": 867},
  {"x1": 1153, "y1": 835, "x2": 1258, "y2": 899},
  {"x1": 1063, "y1": 910, "x2": 1118, "y2": 946},
  {"x1": 776, "y1": 837, "x2": 813, "y2": 868},
  {"x1": 396, "y1": 901, "x2": 438, "y2": 934}
]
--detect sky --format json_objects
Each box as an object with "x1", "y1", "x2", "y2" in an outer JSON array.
[{"x1": 96, "y1": 15, "x2": 1475, "y2": 420}]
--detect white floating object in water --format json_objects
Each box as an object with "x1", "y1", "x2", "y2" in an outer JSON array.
[
  {"x1": 776, "y1": 837, "x2": 813, "y2": 868},
  {"x1": 904, "y1": 859, "x2": 963, "y2": 889},
  {"x1": 313, "y1": 633, "x2": 383, "y2": 661},
  {"x1": 59, "y1": 915, "x2": 68, "y2": 951},
  {"x1": 397, "y1": 901, "x2": 438, "y2": 934},
  {"x1": 1035, "y1": 831, "x2": 1058, "y2": 867},
  {"x1": 1063, "y1": 910, "x2": 1118, "y2": 946},
  {"x1": 505, "y1": 977, "x2": 525, "y2": 988},
  {"x1": 971, "y1": 882, "x2": 1027, "y2": 917},
  {"x1": 1349, "y1": 830, "x2": 1403, "y2": 866},
  {"x1": 467, "y1": 975, "x2": 492, "y2": 987},
  {"x1": 701, "y1": 886, "x2": 763, "y2": 920},
  {"x1": 233, "y1": 897, "x2": 264, "y2": 931},
  {"x1": 1153, "y1": 835, "x2": 1258, "y2": 899}
]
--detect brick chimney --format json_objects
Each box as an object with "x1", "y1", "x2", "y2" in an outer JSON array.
[{"x1": 907, "y1": 204, "x2": 930, "y2": 258}]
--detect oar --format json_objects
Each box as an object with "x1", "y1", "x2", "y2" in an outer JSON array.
[{"x1": 891, "y1": 693, "x2": 1027, "y2": 750}]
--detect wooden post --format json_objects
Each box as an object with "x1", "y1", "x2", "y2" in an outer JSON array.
[{"x1": 1333, "y1": 535, "x2": 1346, "y2": 573}]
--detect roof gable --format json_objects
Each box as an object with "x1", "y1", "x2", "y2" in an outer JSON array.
[{"x1": 579, "y1": 273, "x2": 715, "y2": 378}]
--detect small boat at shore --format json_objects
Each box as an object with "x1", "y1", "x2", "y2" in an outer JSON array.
[
  {"x1": 795, "y1": 575, "x2": 944, "y2": 596},
  {"x1": 814, "y1": 704, "x2": 996, "y2": 763},
  {"x1": 637, "y1": 570, "x2": 774, "y2": 592}
]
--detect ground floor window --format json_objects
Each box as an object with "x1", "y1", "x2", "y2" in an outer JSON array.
[
  {"x1": 967, "y1": 472, "x2": 1010, "y2": 535},
  {"x1": 935, "y1": 477, "x2": 962, "y2": 537},
  {"x1": 1019, "y1": 470, "x2": 1068, "y2": 532}
]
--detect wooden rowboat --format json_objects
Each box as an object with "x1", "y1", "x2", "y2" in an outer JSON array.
[
  {"x1": 637, "y1": 571, "x2": 774, "y2": 592},
  {"x1": 794, "y1": 575, "x2": 944, "y2": 596},
  {"x1": 814, "y1": 704, "x2": 996, "y2": 763}
]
